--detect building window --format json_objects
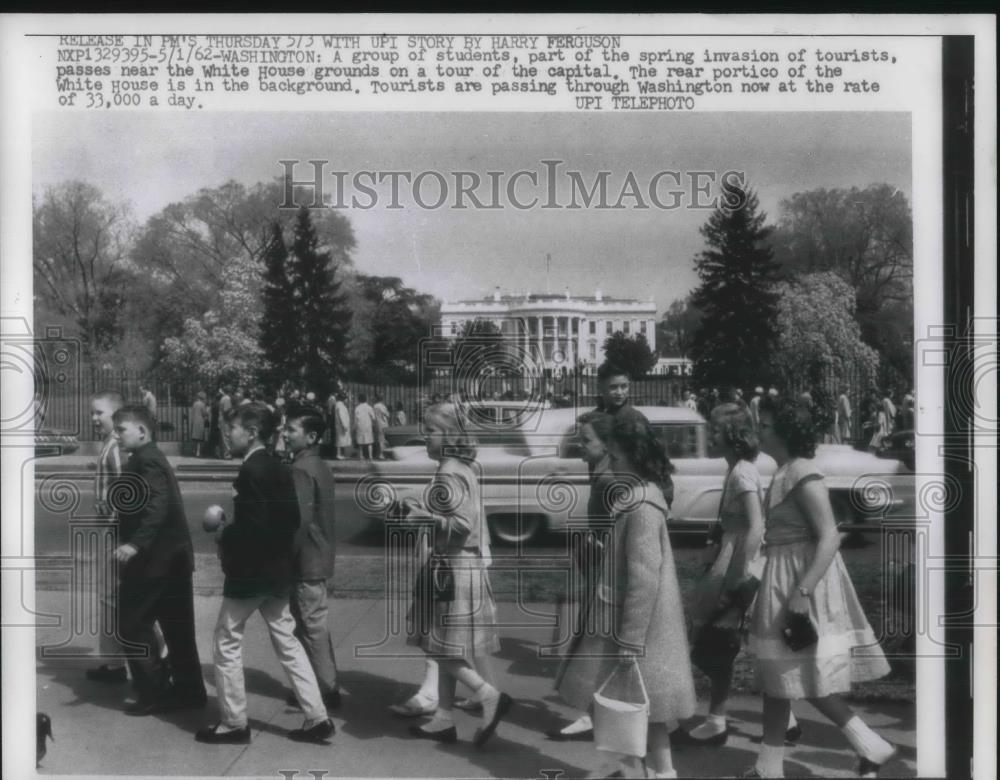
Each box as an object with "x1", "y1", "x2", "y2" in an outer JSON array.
[
  {"x1": 606, "y1": 321, "x2": 613, "y2": 335},
  {"x1": 640, "y1": 320, "x2": 647, "y2": 335},
  {"x1": 450, "y1": 321, "x2": 457, "y2": 336},
  {"x1": 589, "y1": 321, "x2": 596, "y2": 335},
  {"x1": 623, "y1": 320, "x2": 630, "y2": 334},
  {"x1": 589, "y1": 343, "x2": 597, "y2": 361},
  {"x1": 572, "y1": 318, "x2": 579, "y2": 334}
]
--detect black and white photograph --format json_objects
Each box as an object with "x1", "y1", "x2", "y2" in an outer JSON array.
[{"x1": 1, "y1": 14, "x2": 994, "y2": 780}]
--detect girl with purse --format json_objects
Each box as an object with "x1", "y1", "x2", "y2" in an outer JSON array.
[
  {"x1": 687, "y1": 403, "x2": 805, "y2": 744},
  {"x1": 558, "y1": 409, "x2": 697, "y2": 778},
  {"x1": 397, "y1": 402, "x2": 512, "y2": 747},
  {"x1": 741, "y1": 397, "x2": 896, "y2": 779}
]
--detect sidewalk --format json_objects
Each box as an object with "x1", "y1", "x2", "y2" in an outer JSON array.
[{"x1": 34, "y1": 593, "x2": 916, "y2": 778}]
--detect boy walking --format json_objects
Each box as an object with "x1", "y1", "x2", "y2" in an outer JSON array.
[
  {"x1": 282, "y1": 405, "x2": 341, "y2": 709},
  {"x1": 86, "y1": 391, "x2": 127, "y2": 684},
  {"x1": 196, "y1": 403, "x2": 333, "y2": 745},
  {"x1": 110, "y1": 406, "x2": 206, "y2": 715}
]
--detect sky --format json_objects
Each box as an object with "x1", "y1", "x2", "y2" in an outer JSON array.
[{"x1": 32, "y1": 111, "x2": 910, "y2": 316}]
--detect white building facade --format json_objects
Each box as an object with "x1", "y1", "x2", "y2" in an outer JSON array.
[{"x1": 439, "y1": 287, "x2": 657, "y2": 372}]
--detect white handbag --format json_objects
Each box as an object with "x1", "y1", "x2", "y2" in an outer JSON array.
[{"x1": 592, "y1": 659, "x2": 650, "y2": 757}]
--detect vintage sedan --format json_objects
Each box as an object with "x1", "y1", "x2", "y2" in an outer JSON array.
[{"x1": 363, "y1": 405, "x2": 916, "y2": 544}]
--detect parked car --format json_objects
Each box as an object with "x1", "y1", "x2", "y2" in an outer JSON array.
[
  {"x1": 366, "y1": 406, "x2": 916, "y2": 544},
  {"x1": 34, "y1": 428, "x2": 80, "y2": 457},
  {"x1": 876, "y1": 429, "x2": 915, "y2": 471}
]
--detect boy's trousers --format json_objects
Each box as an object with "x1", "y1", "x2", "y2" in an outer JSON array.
[
  {"x1": 290, "y1": 580, "x2": 339, "y2": 695},
  {"x1": 213, "y1": 593, "x2": 327, "y2": 729}
]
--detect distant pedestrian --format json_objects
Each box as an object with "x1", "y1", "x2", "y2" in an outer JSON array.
[
  {"x1": 393, "y1": 401, "x2": 407, "y2": 427},
  {"x1": 334, "y1": 393, "x2": 351, "y2": 459},
  {"x1": 899, "y1": 392, "x2": 915, "y2": 431},
  {"x1": 749, "y1": 386, "x2": 764, "y2": 428},
  {"x1": 190, "y1": 392, "x2": 209, "y2": 458},
  {"x1": 836, "y1": 386, "x2": 853, "y2": 444},
  {"x1": 684, "y1": 391, "x2": 698, "y2": 412},
  {"x1": 354, "y1": 394, "x2": 376, "y2": 461},
  {"x1": 218, "y1": 387, "x2": 233, "y2": 458},
  {"x1": 881, "y1": 390, "x2": 897, "y2": 436},
  {"x1": 139, "y1": 385, "x2": 157, "y2": 424},
  {"x1": 372, "y1": 394, "x2": 390, "y2": 459}
]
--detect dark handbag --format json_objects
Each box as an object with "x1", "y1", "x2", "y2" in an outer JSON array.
[
  {"x1": 783, "y1": 611, "x2": 819, "y2": 651},
  {"x1": 414, "y1": 556, "x2": 455, "y2": 603}
]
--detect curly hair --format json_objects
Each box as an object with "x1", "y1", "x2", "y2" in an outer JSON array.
[
  {"x1": 609, "y1": 407, "x2": 676, "y2": 483},
  {"x1": 423, "y1": 402, "x2": 478, "y2": 462},
  {"x1": 759, "y1": 395, "x2": 818, "y2": 459},
  {"x1": 709, "y1": 402, "x2": 759, "y2": 461},
  {"x1": 577, "y1": 410, "x2": 614, "y2": 444}
]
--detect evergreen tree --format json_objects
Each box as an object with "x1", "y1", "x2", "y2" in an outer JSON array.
[
  {"x1": 258, "y1": 222, "x2": 296, "y2": 391},
  {"x1": 287, "y1": 207, "x2": 352, "y2": 396},
  {"x1": 689, "y1": 187, "x2": 782, "y2": 391},
  {"x1": 602, "y1": 332, "x2": 658, "y2": 379}
]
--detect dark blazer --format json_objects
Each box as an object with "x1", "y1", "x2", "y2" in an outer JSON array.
[
  {"x1": 114, "y1": 442, "x2": 194, "y2": 580},
  {"x1": 290, "y1": 449, "x2": 337, "y2": 581},
  {"x1": 219, "y1": 449, "x2": 301, "y2": 599}
]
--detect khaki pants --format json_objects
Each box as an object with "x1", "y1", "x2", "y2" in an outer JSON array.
[
  {"x1": 290, "y1": 580, "x2": 339, "y2": 695},
  {"x1": 213, "y1": 594, "x2": 327, "y2": 729}
]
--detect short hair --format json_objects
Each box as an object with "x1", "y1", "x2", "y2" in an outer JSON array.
[
  {"x1": 577, "y1": 410, "x2": 614, "y2": 444},
  {"x1": 759, "y1": 395, "x2": 818, "y2": 459},
  {"x1": 92, "y1": 390, "x2": 124, "y2": 408},
  {"x1": 112, "y1": 405, "x2": 156, "y2": 436},
  {"x1": 597, "y1": 361, "x2": 629, "y2": 384},
  {"x1": 358, "y1": 392, "x2": 368, "y2": 403},
  {"x1": 225, "y1": 402, "x2": 278, "y2": 441},
  {"x1": 709, "y1": 402, "x2": 759, "y2": 461},
  {"x1": 423, "y1": 402, "x2": 477, "y2": 461},
  {"x1": 285, "y1": 403, "x2": 327, "y2": 440}
]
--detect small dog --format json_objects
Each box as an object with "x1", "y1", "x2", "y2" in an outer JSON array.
[{"x1": 37, "y1": 712, "x2": 54, "y2": 766}]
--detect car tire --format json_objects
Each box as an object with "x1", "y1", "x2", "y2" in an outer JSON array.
[{"x1": 488, "y1": 514, "x2": 543, "y2": 545}]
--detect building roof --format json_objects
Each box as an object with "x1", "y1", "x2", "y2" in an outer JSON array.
[{"x1": 450, "y1": 293, "x2": 646, "y2": 305}]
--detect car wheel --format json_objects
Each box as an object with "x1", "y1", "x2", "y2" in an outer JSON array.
[{"x1": 488, "y1": 513, "x2": 543, "y2": 545}]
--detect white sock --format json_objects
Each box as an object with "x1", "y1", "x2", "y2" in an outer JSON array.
[
  {"x1": 841, "y1": 716, "x2": 894, "y2": 763},
  {"x1": 787, "y1": 710, "x2": 798, "y2": 730},
  {"x1": 473, "y1": 682, "x2": 501, "y2": 724},
  {"x1": 423, "y1": 711, "x2": 453, "y2": 732},
  {"x1": 756, "y1": 743, "x2": 785, "y2": 778},
  {"x1": 418, "y1": 660, "x2": 439, "y2": 700},
  {"x1": 561, "y1": 714, "x2": 593, "y2": 734},
  {"x1": 689, "y1": 713, "x2": 727, "y2": 738},
  {"x1": 217, "y1": 722, "x2": 246, "y2": 733}
]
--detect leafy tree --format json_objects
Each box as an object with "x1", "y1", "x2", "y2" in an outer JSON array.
[
  {"x1": 348, "y1": 274, "x2": 440, "y2": 381},
  {"x1": 32, "y1": 181, "x2": 134, "y2": 359},
  {"x1": 689, "y1": 186, "x2": 782, "y2": 390},
  {"x1": 602, "y1": 332, "x2": 658, "y2": 379},
  {"x1": 770, "y1": 184, "x2": 913, "y2": 378},
  {"x1": 258, "y1": 222, "x2": 297, "y2": 390},
  {"x1": 160, "y1": 254, "x2": 264, "y2": 387},
  {"x1": 285, "y1": 207, "x2": 352, "y2": 396},
  {"x1": 656, "y1": 295, "x2": 702, "y2": 358},
  {"x1": 772, "y1": 272, "x2": 880, "y2": 393}
]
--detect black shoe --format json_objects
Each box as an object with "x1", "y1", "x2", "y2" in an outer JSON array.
[
  {"x1": 195, "y1": 724, "x2": 251, "y2": 744},
  {"x1": 686, "y1": 728, "x2": 729, "y2": 746},
  {"x1": 785, "y1": 724, "x2": 803, "y2": 743},
  {"x1": 286, "y1": 690, "x2": 342, "y2": 709},
  {"x1": 86, "y1": 665, "x2": 127, "y2": 684},
  {"x1": 544, "y1": 725, "x2": 594, "y2": 741},
  {"x1": 473, "y1": 692, "x2": 513, "y2": 748},
  {"x1": 408, "y1": 724, "x2": 458, "y2": 744},
  {"x1": 288, "y1": 719, "x2": 336, "y2": 744},
  {"x1": 858, "y1": 745, "x2": 898, "y2": 778},
  {"x1": 124, "y1": 697, "x2": 172, "y2": 717}
]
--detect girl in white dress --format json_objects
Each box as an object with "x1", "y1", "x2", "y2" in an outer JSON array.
[{"x1": 741, "y1": 397, "x2": 896, "y2": 778}]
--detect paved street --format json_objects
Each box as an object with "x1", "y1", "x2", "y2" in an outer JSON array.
[{"x1": 30, "y1": 588, "x2": 917, "y2": 778}]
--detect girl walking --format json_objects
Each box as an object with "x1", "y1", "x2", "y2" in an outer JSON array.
[{"x1": 741, "y1": 396, "x2": 896, "y2": 778}]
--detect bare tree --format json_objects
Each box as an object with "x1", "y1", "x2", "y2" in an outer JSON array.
[{"x1": 33, "y1": 181, "x2": 134, "y2": 357}]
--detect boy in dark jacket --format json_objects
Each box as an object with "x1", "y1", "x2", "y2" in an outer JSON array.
[
  {"x1": 110, "y1": 406, "x2": 205, "y2": 715},
  {"x1": 196, "y1": 404, "x2": 333, "y2": 745},
  {"x1": 282, "y1": 404, "x2": 340, "y2": 708}
]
